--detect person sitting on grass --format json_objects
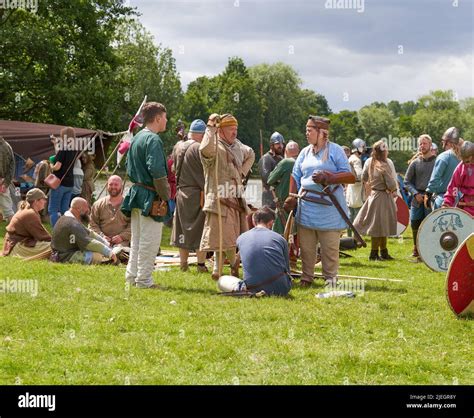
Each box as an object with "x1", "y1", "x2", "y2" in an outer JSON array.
[
  {"x1": 89, "y1": 175, "x2": 131, "y2": 248},
  {"x1": 51, "y1": 197, "x2": 117, "y2": 265},
  {"x1": 217, "y1": 206, "x2": 292, "y2": 297},
  {"x1": 2, "y1": 188, "x2": 51, "y2": 258}
]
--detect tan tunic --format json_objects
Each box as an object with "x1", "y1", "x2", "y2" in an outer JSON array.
[
  {"x1": 199, "y1": 127, "x2": 255, "y2": 251},
  {"x1": 89, "y1": 196, "x2": 131, "y2": 246},
  {"x1": 354, "y1": 160, "x2": 397, "y2": 237}
]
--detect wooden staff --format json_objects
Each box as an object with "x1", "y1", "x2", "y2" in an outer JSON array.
[
  {"x1": 290, "y1": 271, "x2": 404, "y2": 283},
  {"x1": 213, "y1": 119, "x2": 223, "y2": 278},
  {"x1": 24, "y1": 248, "x2": 52, "y2": 261}
]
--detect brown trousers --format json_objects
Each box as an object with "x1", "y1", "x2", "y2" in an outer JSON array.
[{"x1": 297, "y1": 225, "x2": 340, "y2": 282}]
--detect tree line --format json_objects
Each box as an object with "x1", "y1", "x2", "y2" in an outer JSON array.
[{"x1": 1, "y1": 1, "x2": 472, "y2": 171}]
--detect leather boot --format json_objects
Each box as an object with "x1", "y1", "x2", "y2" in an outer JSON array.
[
  {"x1": 369, "y1": 250, "x2": 380, "y2": 261},
  {"x1": 380, "y1": 248, "x2": 394, "y2": 260}
]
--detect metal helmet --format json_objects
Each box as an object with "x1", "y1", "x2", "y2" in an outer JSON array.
[
  {"x1": 460, "y1": 141, "x2": 474, "y2": 161},
  {"x1": 352, "y1": 138, "x2": 366, "y2": 153},
  {"x1": 442, "y1": 127, "x2": 460, "y2": 144},
  {"x1": 270, "y1": 131, "x2": 285, "y2": 144}
]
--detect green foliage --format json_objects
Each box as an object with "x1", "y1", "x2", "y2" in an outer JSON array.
[
  {"x1": 358, "y1": 105, "x2": 395, "y2": 144},
  {"x1": 412, "y1": 90, "x2": 467, "y2": 143},
  {"x1": 329, "y1": 110, "x2": 365, "y2": 146},
  {"x1": 214, "y1": 57, "x2": 264, "y2": 152},
  {"x1": 181, "y1": 76, "x2": 213, "y2": 124},
  {"x1": 249, "y1": 62, "x2": 330, "y2": 146},
  {"x1": 0, "y1": 0, "x2": 136, "y2": 130}
]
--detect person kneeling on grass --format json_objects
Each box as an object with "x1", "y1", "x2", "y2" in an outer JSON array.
[
  {"x1": 2, "y1": 188, "x2": 51, "y2": 258},
  {"x1": 218, "y1": 206, "x2": 292, "y2": 296},
  {"x1": 51, "y1": 197, "x2": 117, "y2": 265}
]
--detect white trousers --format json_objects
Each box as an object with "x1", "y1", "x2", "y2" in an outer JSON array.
[{"x1": 126, "y1": 208, "x2": 163, "y2": 288}]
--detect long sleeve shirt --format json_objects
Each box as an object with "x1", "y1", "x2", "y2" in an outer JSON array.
[
  {"x1": 443, "y1": 162, "x2": 474, "y2": 216},
  {"x1": 426, "y1": 150, "x2": 460, "y2": 195},
  {"x1": 90, "y1": 196, "x2": 131, "y2": 244},
  {"x1": 2, "y1": 208, "x2": 51, "y2": 255},
  {"x1": 404, "y1": 155, "x2": 436, "y2": 196},
  {"x1": 292, "y1": 142, "x2": 351, "y2": 230}
]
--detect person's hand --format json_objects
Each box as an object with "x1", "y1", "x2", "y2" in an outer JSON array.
[
  {"x1": 283, "y1": 196, "x2": 297, "y2": 212},
  {"x1": 414, "y1": 193, "x2": 424, "y2": 204},
  {"x1": 207, "y1": 113, "x2": 221, "y2": 127},
  {"x1": 111, "y1": 235, "x2": 123, "y2": 245},
  {"x1": 312, "y1": 170, "x2": 331, "y2": 185},
  {"x1": 110, "y1": 252, "x2": 118, "y2": 264}
]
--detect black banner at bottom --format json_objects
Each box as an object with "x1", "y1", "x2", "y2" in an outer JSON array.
[{"x1": 0, "y1": 385, "x2": 472, "y2": 417}]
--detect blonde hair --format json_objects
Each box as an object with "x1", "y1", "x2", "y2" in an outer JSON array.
[{"x1": 19, "y1": 200, "x2": 32, "y2": 211}]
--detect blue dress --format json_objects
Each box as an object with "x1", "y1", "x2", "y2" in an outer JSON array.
[{"x1": 292, "y1": 142, "x2": 351, "y2": 231}]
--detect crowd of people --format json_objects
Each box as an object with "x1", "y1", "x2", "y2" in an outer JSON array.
[{"x1": 1, "y1": 101, "x2": 473, "y2": 298}]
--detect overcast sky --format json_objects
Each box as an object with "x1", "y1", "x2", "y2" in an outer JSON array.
[{"x1": 130, "y1": 0, "x2": 473, "y2": 112}]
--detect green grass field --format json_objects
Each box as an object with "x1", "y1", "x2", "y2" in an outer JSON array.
[{"x1": 0, "y1": 223, "x2": 472, "y2": 385}]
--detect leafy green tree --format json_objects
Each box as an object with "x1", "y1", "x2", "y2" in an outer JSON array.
[
  {"x1": 0, "y1": 0, "x2": 135, "y2": 130},
  {"x1": 358, "y1": 105, "x2": 395, "y2": 143},
  {"x1": 248, "y1": 62, "x2": 302, "y2": 140},
  {"x1": 412, "y1": 90, "x2": 465, "y2": 142},
  {"x1": 329, "y1": 110, "x2": 365, "y2": 146},
  {"x1": 181, "y1": 76, "x2": 214, "y2": 123},
  {"x1": 460, "y1": 98, "x2": 474, "y2": 140},
  {"x1": 214, "y1": 57, "x2": 263, "y2": 152}
]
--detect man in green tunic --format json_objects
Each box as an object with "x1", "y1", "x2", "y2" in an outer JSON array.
[
  {"x1": 121, "y1": 102, "x2": 171, "y2": 289},
  {"x1": 267, "y1": 140, "x2": 300, "y2": 234}
]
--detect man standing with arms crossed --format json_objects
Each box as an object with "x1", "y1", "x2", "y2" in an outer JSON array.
[{"x1": 121, "y1": 102, "x2": 170, "y2": 289}]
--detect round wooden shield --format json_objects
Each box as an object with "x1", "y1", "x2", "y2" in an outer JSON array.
[
  {"x1": 446, "y1": 233, "x2": 474, "y2": 317},
  {"x1": 394, "y1": 195, "x2": 409, "y2": 236},
  {"x1": 418, "y1": 208, "x2": 473, "y2": 272}
]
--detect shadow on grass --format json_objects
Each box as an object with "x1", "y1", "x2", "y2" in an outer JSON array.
[
  {"x1": 338, "y1": 261, "x2": 391, "y2": 269},
  {"x1": 363, "y1": 284, "x2": 408, "y2": 294}
]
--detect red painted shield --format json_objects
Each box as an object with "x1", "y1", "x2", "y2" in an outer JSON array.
[
  {"x1": 446, "y1": 233, "x2": 474, "y2": 317},
  {"x1": 394, "y1": 195, "x2": 409, "y2": 236}
]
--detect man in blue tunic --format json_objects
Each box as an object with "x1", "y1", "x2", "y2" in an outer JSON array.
[
  {"x1": 217, "y1": 207, "x2": 292, "y2": 296},
  {"x1": 121, "y1": 102, "x2": 171, "y2": 289},
  {"x1": 426, "y1": 127, "x2": 462, "y2": 209}
]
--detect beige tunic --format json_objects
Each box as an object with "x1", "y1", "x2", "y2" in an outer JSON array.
[
  {"x1": 199, "y1": 127, "x2": 255, "y2": 251},
  {"x1": 89, "y1": 196, "x2": 131, "y2": 246},
  {"x1": 353, "y1": 160, "x2": 397, "y2": 237}
]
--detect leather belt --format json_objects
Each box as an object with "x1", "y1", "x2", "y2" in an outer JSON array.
[{"x1": 219, "y1": 198, "x2": 246, "y2": 213}]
